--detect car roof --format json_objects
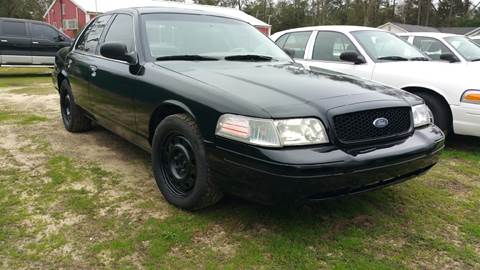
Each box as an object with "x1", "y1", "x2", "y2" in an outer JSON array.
[
  {"x1": 0, "y1": 17, "x2": 49, "y2": 24},
  {"x1": 272, "y1": 25, "x2": 385, "y2": 36},
  {"x1": 397, "y1": 32, "x2": 461, "y2": 38},
  {"x1": 106, "y1": 6, "x2": 245, "y2": 23}
]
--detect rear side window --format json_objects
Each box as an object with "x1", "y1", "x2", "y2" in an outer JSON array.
[
  {"x1": 313, "y1": 31, "x2": 359, "y2": 61},
  {"x1": 31, "y1": 23, "x2": 59, "y2": 41},
  {"x1": 76, "y1": 15, "x2": 112, "y2": 53},
  {"x1": 2, "y1": 21, "x2": 28, "y2": 37},
  {"x1": 413, "y1": 36, "x2": 452, "y2": 61},
  {"x1": 274, "y1": 34, "x2": 289, "y2": 48},
  {"x1": 103, "y1": 14, "x2": 134, "y2": 52},
  {"x1": 282, "y1": 31, "x2": 311, "y2": 58}
]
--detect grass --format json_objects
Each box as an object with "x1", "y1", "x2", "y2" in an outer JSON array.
[{"x1": 0, "y1": 70, "x2": 479, "y2": 269}]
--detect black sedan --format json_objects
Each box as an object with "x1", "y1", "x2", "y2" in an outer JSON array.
[{"x1": 52, "y1": 7, "x2": 445, "y2": 210}]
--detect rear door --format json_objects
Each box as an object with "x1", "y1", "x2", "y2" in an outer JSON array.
[
  {"x1": 67, "y1": 15, "x2": 112, "y2": 110},
  {"x1": 88, "y1": 13, "x2": 137, "y2": 129},
  {"x1": 30, "y1": 22, "x2": 71, "y2": 65},
  {"x1": 0, "y1": 20, "x2": 32, "y2": 65}
]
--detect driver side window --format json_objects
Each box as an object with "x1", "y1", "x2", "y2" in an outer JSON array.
[
  {"x1": 313, "y1": 31, "x2": 359, "y2": 61},
  {"x1": 413, "y1": 37, "x2": 452, "y2": 61}
]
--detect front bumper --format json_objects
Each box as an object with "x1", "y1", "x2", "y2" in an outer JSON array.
[
  {"x1": 451, "y1": 103, "x2": 480, "y2": 137},
  {"x1": 206, "y1": 125, "x2": 445, "y2": 205}
]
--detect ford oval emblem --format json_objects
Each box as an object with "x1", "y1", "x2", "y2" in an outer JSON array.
[{"x1": 373, "y1": 117, "x2": 389, "y2": 128}]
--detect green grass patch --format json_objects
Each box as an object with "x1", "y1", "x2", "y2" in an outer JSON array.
[{"x1": 0, "y1": 111, "x2": 48, "y2": 125}]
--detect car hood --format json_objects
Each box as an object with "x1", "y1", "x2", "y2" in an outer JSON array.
[{"x1": 155, "y1": 61, "x2": 422, "y2": 118}]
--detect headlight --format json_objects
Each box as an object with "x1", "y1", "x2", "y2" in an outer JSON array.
[
  {"x1": 215, "y1": 114, "x2": 329, "y2": 147},
  {"x1": 461, "y1": 90, "x2": 480, "y2": 104},
  {"x1": 412, "y1": 104, "x2": 434, "y2": 128}
]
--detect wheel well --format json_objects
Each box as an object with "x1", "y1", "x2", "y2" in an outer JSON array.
[
  {"x1": 402, "y1": 86, "x2": 453, "y2": 123},
  {"x1": 148, "y1": 104, "x2": 190, "y2": 145},
  {"x1": 57, "y1": 73, "x2": 67, "y2": 94}
]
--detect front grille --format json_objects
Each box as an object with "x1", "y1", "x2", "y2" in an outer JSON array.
[{"x1": 333, "y1": 107, "x2": 412, "y2": 144}]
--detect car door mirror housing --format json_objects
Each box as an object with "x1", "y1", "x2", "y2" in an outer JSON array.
[
  {"x1": 439, "y1": 53, "x2": 459, "y2": 63},
  {"x1": 340, "y1": 51, "x2": 366, "y2": 64},
  {"x1": 100, "y1": 42, "x2": 138, "y2": 65},
  {"x1": 57, "y1": 35, "x2": 65, "y2": 42}
]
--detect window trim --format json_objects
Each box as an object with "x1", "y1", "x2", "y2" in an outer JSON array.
[{"x1": 308, "y1": 30, "x2": 365, "y2": 65}]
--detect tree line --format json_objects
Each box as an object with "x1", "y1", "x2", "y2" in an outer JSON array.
[
  {"x1": 197, "y1": 0, "x2": 480, "y2": 32},
  {"x1": 1, "y1": 0, "x2": 479, "y2": 33}
]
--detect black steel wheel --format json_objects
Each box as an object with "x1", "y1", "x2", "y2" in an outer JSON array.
[
  {"x1": 152, "y1": 113, "x2": 223, "y2": 210},
  {"x1": 161, "y1": 133, "x2": 197, "y2": 196},
  {"x1": 59, "y1": 80, "x2": 92, "y2": 133}
]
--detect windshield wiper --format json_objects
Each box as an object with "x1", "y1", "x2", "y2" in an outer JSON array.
[
  {"x1": 377, "y1": 56, "x2": 409, "y2": 61},
  {"x1": 155, "y1": 55, "x2": 219, "y2": 61},
  {"x1": 409, "y1": 56, "x2": 430, "y2": 61},
  {"x1": 224, "y1": 54, "x2": 274, "y2": 62},
  {"x1": 471, "y1": 58, "x2": 480, "y2": 62}
]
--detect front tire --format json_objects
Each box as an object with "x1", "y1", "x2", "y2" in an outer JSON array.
[
  {"x1": 414, "y1": 92, "x2": 451, "y2": 135},
  {"x1": 59, "y1": 80, "x2": 92, "y2": 133},
  {"x1": 152, "y1": 114, "x2": 222, "y2": 210}
]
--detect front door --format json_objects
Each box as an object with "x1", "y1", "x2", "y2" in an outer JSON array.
[
  {"x1": 30, "y1": 22, "x2": 72, "y2": 65},
  {"x1": 304, "y1": 31, "x2": 374, "y2": 80},
  {"x1": 88, "y1": 14, "x2": 137, "y2": 130},
  {"x1": 0, "y1": 20, "x2": 32, "y2": 65}
]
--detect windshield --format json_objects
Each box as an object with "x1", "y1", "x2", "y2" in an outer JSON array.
[
  {"x1": 444, "y1": 36, "x2": 480, "y2": 61},
  {"x1": 351, "y1": 30, "x2": 427, "y2": 62},
  {"x1": 142, "y1": 13, "x2": 291, "y2": 62}
]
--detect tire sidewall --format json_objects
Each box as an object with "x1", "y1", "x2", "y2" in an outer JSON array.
[
  {"x1": 152, "y1": 115, "x2": 211, "y2": 209},
  {"x1": 416, "y1": 92, "x2": 450, "y2": 132},
  {"x1": 60, "y1": 80, "x2": 74, "y2": 130}
]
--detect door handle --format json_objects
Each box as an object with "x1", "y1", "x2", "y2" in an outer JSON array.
[
  {"x1": 0, "y1": 40, "x2": 7, "y2": 43},
  {"x1": 32, "y1": 41, "x2": 39, "y2": 45},
  {"x1": 90, "y1": 65, "x2": 97, "y2": 77}
]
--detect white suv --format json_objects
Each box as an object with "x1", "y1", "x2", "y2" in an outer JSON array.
[{"x1": 271, "y1": 26, "x2": 480, "y2": 138}]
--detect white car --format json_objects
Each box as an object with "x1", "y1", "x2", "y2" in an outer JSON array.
[
  {"x1": 398, "y1": 32, "x2": 480, "y2": 66},
  {"x1": 270, "y1": 26, "x2": 480, "y2": 138}
]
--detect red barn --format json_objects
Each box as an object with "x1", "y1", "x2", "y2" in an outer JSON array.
[
  {"x1": 43, "y1": 0, "x2": 101, "y2": 38},
  {"x1": 44, "y1": 0, "x2": 271, "y2": 38}
]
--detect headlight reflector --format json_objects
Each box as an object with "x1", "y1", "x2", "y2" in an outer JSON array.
[
  {"x1": 461, "y1": 90, "x2": 480, "y2": 104},
  {"x1": 412, "y1": 104, "x2": 434, "y2": 128},
  {"x1": 216, "y1": 114, "x2": 328, "y2": 147}
]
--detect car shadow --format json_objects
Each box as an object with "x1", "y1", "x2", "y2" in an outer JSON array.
[{"x1": 446, "y1": 134, "x2": 480, "y2": 152}]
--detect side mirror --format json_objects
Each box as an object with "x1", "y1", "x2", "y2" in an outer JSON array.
[
  {"x1": 340, "y1": 51, "x2": 366, "y2": 64},
  {"x1": 283, "y1": 48, "x2": 296, "y2": 58},
  {"x1": 440, "y1": 53, "x2": 459, "y2": 63},
  {"x1": 100, "y1": 43, "x2": 138, "y2": 65},
  {"x1": 57, "y1": 35, "x2": 65, "y2": 42}
]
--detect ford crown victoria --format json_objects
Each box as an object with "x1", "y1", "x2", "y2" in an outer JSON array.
[{"x1": 53, "y1": 8, "x2": 444, "y2": 210}]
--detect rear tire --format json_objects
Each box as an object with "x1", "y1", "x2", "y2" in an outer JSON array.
[
  {"x1": 59, "y1": 80, "x2": 92, "y2": 133},
  {"x1": 413, "y1": 92, "x2": 451, "y2": 135},
  {"x1": 152, "y1": 114, "x2": 223, "y2": 210}
]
